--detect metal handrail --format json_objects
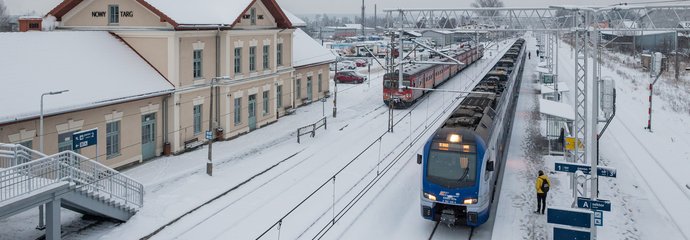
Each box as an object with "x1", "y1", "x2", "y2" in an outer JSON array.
[
  {"x1": 0, "y1": 150, "x2": 143, "y2": 208},
  {"x1": 0, "y1": 143, "x2": 47, "y2": 168}
]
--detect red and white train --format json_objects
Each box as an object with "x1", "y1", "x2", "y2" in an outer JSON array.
[{"x1": 383, "y1": 44, "x2": 485, "y2": 108}]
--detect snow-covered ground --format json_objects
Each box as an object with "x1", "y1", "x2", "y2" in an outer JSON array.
[{"x1": 2, "y1": 33, "x2": 689, "y2": 240}]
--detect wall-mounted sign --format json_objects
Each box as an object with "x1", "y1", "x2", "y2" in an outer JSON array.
[{"x1": 91, "y1": 11, "x2": 134, "y2": 18}]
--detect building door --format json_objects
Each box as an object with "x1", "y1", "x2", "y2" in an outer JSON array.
[
  {"x1": 248, "y1": 94, "x2": 257, "y2": 131},
  {"x1": 141, "y1": 113, "x2": 156, "y2": 160},
  {"x1": 307, "y1": 78, "x2": 313, "y2": 102}
]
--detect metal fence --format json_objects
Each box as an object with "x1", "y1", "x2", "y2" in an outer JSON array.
[
  {"x1": 297, "y1": 117, "x2": 328, "y2": 143},
  {"x1": 0, "y1": 149, "x2": 144, "y2": 208}
]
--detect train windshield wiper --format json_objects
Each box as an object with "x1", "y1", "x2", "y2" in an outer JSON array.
[{"x1": 456, "y1": 168, "x2": 470, "y2": 182}]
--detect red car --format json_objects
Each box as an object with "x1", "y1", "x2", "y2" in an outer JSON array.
[
  {"x1": 355, "y1": 59, "x2": 369, "y2": 67},
  {"x1": 335, "y1": 71, "x2": 367, "y2": 84}
]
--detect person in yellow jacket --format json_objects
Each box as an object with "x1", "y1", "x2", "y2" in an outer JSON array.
[{"x1": 535, "y1": 170, "x2": 551, "y2": 214}]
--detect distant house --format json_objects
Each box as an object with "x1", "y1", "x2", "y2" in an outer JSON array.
[
  {"x1": 322, "y1": 24, "x2": 375, "y2": 39},
  {"x1": 422, "y1": 30, "x2": 453, "y2": 47}
]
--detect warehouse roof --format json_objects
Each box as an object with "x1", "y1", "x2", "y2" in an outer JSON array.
[{"x1": 0, "y1": 31, "x2": 174, "y2": 125}]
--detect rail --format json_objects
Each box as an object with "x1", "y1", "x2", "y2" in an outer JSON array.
[
  {"x1": 0, "y1": 149, "x2": 144, "y2": 208},
  {"x1": 296, "y1": 117, "x2": 328, "y2": 144},
  {"x1": 0, "y1": 143, "x2": 47, "y2": 168}
]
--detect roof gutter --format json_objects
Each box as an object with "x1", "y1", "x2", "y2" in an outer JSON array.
[{"x1": 0, "y1": 89, "x2": 174, "y2": 126}]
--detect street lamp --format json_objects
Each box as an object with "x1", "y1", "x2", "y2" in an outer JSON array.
[
  {"x1": 207, "y1": 76, "x2": 230, "y2": 176},
  {"x1": 37, "y1": 89, "x2": 68, "y2": 230}
]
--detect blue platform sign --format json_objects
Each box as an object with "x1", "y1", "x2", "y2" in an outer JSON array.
[
  {"x1": 554, "y1": 227, "x2": 591, "y2": 240},
  {"x1": 547, "y1": 208, "x2": 592, "y2": 228},
  {"x1": 72, "y1": 128, "x2": 97, "y2": 150},
  {"x1": 555, "y1": 162, "x2": 617, "y2": 178},
  {"x1": 205, "y1": 130, "x2": 213, "y2": 140},
  {"x1": 597, "y1": 166, "x2": 617, "y2": 178},
  {"x1": 555, "y1": 162, "x2": 591, "y2": 174},
  {"x1": 577, "y1": 197, "x2": 611, "y2": 212},
  {"x1": 594, "y1": 211, "x2": 603, "y2": 226}
]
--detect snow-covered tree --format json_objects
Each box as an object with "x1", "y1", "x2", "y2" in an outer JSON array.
[
  {"x1": 0, "y1": 0, "x2": 10, "y2": 32},
  {"x1": 471, "y1": 0, "x2": 504, "y2": 17}
]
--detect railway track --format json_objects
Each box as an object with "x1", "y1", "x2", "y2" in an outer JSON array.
[{"x1": 427, "y1": 222, "x2": 475, "y2": 240}]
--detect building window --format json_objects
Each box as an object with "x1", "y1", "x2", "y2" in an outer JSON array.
[
  {"x1": 296, "y1": 79, "x2": 301, "y2": 99},
  {"x1": 193, "y1": 50, "x2": 203, "y2": 79},
  {"x1": 277, "y1": 43, "x2": 283, "y2": 66},
  {"x1": 28, "y1": 23, "x2": 39, "y2": 29},
  {"x1": 263, "y1": 90, "x2": 269, "y2": 115},
  {"x1": 58, "y1": 130, "x2": 80, "y2": 153},
  {"x1": 234, "y1": 47, "x2": 242, "y2": 74},
  {"x1": 19, "y1": 140, "x2": 32, "y2": 149},
  {"x1": 106, "y1": 121, "x2": 120, "y2": 159},
  {"x1": 108, "y1": 5, "x2": 119, "y2": 24},
  {"x1": 234, "y1": 98, "x2": 242, "y2": 125},
  {"x1": 277, "y1": 85, "x2": 283, "y2": 108},
  {"x1": 318, "y1": 74, "x2": 323, "y2": 93},
  {"x1": 249, "y1": 46, "x2": 256, "y2": 72},
  {"x1": 250, "y1": 8, "x2": 257, "y2": 25},
  {"x1": 193, "y1": 104, "x2": 202, "y2": 135},
  {"x1": 263, "y1": 45, "x2": 270, "y2": 70}
]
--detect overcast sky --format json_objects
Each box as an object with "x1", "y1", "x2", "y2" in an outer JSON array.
[{"x1": 2, "y1": 0, "x2": 664, "y2": 16}]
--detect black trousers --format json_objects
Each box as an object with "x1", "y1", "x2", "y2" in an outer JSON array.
[{"x1": 537, "y1": 193, "x2": 547, "y2": 213}]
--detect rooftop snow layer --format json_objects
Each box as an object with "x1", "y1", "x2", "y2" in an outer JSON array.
[
  {"x1": 539, "y1": 98, "x2": 574, "y2": 121},
  {"x1": 283, "y1": 9, "x2": 305, "y2": 27},
  {"x1": 293, "y1": 28, "x2": 336, "y2": 67},
  {"x1": 0, "y1": 31, "x2": 174, "y2": 124},
  {"x1": 145, "y1": 0, "x2": 253, "y2": 25}
]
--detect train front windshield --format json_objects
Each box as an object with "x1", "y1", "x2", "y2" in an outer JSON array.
[{"x1": 427, "y1": 150, "x2": 477, "y2": 188}]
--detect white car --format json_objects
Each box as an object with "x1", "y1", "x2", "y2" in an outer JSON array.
[{"x1": 330, "y1": 61, "x2": 356, "y2": 71}]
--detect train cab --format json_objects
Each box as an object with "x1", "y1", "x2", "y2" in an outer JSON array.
[{"x1": 419, "y1": 129, "x2": 493, "y2": 226}]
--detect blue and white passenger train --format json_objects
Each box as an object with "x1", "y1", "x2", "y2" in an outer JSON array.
[{"x1": 417, "y1": 39, "x2": 527, "y2": 226}]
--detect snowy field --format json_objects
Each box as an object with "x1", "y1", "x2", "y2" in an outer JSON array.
[{"x1": 2, "y1": 33, "x2": 690, "y2": 240}]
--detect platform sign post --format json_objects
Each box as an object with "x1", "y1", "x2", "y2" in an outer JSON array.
[{"x1": 72, "y1": 128, "x2": 98, "y2": 160}]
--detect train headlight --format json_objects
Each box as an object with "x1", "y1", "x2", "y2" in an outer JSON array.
[
  {"x1": 463, "y1": 198, "x2": 478, "y2": 205},
  {"x1": 423, "y1": 192, "x2": 437, "y2": 201}
]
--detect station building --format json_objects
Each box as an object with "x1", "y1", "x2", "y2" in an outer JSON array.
[{"x1": 0, "y1": 0, "x2": 334, "y2": 169}]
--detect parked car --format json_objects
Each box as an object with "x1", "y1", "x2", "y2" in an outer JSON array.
[
  {"x1": 355, "y1": 59, "x2": 369, "y2": 67},
  {"x1": 330, "y1": 61, "x2": 356, "y2": 71},
  {"x1": 340, "y1": 60, "x2": 357, "y2": 70},
  {"x1": 334, "y1": 70, "x2": 367, "y2": 84}
]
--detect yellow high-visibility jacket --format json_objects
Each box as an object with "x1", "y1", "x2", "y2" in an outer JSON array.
[{"x1": 536, "y1": 175, "x2": 551, "y2": 194}]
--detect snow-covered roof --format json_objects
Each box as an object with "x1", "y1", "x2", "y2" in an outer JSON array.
[
  {"x1": 48, "y1": 0, "x2": 293, "y2": 28},
  {"x1": 423, "y1": 30, "x2": 454, "y2": 35},
  {"x1": 292, "y1": 28, "x2": 336, "y2": 67},
  {"x1": 144, "y1": 0, "x2": 253, "y2": 25},
  {"x1": 540, "y1": 83, "x2": 570, "y2": 94},
  {"x1": 0, "y1": 31, "x2": 174, "y2": 124},
  {"x1": 282, "y1": 9, "x2": 305, "y2": 27},
  {"x1": 539, "y1": 99, "x2": 574, "y2": 121}
]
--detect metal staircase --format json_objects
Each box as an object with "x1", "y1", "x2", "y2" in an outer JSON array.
[{"x1": 0, "y1": 143, "x2": 144, "y2": 239}]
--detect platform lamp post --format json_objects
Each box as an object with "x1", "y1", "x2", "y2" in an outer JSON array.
[
  {"x1": 207, "y1": 76, "x2": 231, "y2": 176},
  {"x1": 37, "y1": 89, "x2": 69, "y2": 230}
]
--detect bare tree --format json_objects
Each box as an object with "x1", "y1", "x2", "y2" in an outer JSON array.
[
  {"x1": 471, "y1": 0, "x2": 504, "y2": 17},
  {"x1": 0, "y1": 0, "x2": 10, "y2": 32}
]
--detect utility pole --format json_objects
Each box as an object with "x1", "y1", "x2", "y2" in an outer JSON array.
[
  {"x1": 361, "y1": 0, "x2": 366, "y2": 37},
  {"x1": 207, "y1": 76, "x2": 230, "y2": 176}
]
